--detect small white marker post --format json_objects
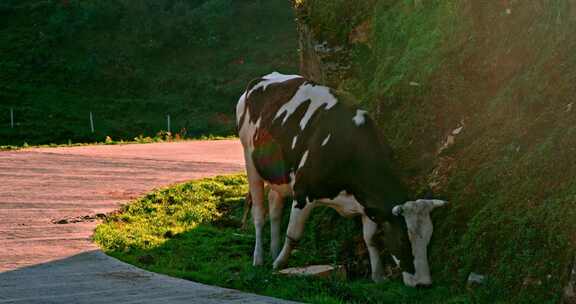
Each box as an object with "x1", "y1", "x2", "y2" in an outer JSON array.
[
  {"x1": 10, "y1": 108, "x2": 14, "y2": 128},
  {"x1": 167, "y1": 114, "x2": 171, "y2": 133},
  {"x1": 89, "y1": 112, "x2": 95, "y2": 133}
]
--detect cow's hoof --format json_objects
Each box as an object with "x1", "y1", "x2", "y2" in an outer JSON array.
[
  {"x1": 272, "y1": 258, "x2": 288, "y2": 270},
  {"x1": 371, "y1": 273, "x2": 388, "y2": 283},
  {"x1": 272, "y1": 261, "x2": 282, "y2": 270},
  {"x1": 402, "y1": 272, "x2": 432, "y2": 288},
  {"x1": 253, "y1": 256, "x2": 264, "y2": 267}
]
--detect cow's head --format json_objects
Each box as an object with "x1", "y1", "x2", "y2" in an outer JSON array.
[{"x1": 390, "y1": 199, "x2": 448, "y2": 287}]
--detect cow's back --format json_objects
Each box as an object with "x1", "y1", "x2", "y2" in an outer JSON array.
[{"x1": 237, "y1": 72, "x2": 406, "y2": 218}]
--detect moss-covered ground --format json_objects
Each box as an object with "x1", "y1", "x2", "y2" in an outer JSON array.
[{"x1": 294, "y1": 0, "x2": 576, "y2": 302}]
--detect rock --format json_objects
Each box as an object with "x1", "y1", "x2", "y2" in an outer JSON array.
[
  {"x1": 438, "y1": 122, "x2": 465, "y2": 154},
  {"x1": 452, "y1": 126, "x2": 464, "y2": 135},
  {"x1": 278, "y1": 265, "x2": 346, "y2": 279},
  {"x1": 467, "y1": 272, "x2": 486, "y2": 285},
  {"x1": 51, "y1": 213, "x2": 108, "y2": 224}
]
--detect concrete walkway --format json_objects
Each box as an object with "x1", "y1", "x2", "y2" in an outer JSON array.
[{"x1": 0, "y1": 141, "x2": 295, "y2": 303}]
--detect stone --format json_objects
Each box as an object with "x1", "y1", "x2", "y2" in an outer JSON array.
[
  {"x1": 467, "y1": 272, "x2": 486, "y2": 285},
  {"x1": 278, "y1": 265, "x2": 346, "y2": 279}
]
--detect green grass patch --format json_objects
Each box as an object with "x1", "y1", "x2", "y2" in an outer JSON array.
[
  {"x1": 94, "y1": 174, "x2": 471, "y2": 303},
  {"x1": 293, "y1": 1, "x2": 576, "y2": 301},
  {"x1": 0, "y1": 0, "x2": 297, "y2": 146}
]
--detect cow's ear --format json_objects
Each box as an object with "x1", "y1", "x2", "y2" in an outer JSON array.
[
  {"x1": 416, "y1": 186, "x2": 434, "y2": 199},
  {"x1": 431, "y1": 200, "x2": 448, "y2": 209}
]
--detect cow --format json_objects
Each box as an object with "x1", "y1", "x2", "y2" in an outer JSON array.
[{"x1": 236, "y1": 72, "x2": 447, "y2": 287}]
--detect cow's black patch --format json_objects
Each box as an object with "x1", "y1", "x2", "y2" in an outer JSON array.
[{"x1": 241, "y1": 74, "x2": 414, "y2": 272}]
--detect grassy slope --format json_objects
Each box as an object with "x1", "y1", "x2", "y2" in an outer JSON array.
[
  {"x1": 297, "y1": 0, "x2": 576, "y2": 302},
  {"x1": 92, "y1": 1, "x2": 575, "y2": 302},
  {"x1": 94, "y1": 175, "x2": 469, "y2": 304},
  {"x1": 0, "y1": 0, "x2": 297, "y2": 145}
]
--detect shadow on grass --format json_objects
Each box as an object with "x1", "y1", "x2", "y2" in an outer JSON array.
[
  {"x1": 107, "y1": 224, "x2": 468, "y2": 304},
  {"x1": 94, "y1": 175, "x2": 469, "y2": 303}
]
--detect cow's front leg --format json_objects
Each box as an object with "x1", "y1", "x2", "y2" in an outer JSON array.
[
  {"x1": 268, "y1": 190, "x2": 285, "y2": 260},
  {"x1": 273, "y1": 200, "x2": 315, "y2": 270},
  {"x1": 362, "y1": 215, "x2": 385, "y2": 282}
]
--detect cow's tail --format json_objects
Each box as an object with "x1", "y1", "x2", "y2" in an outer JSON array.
[{"x1": 241, "y1": 192, "x2": 253, "y2": 230}]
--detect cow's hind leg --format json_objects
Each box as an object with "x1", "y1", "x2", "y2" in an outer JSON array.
[
  {"x1": 268, "y1": 190, "x2": 285, "y2": 260},
  {"x1": 245, "y1": 152, "x2": 266, "y2": 266},
  {"x1": 272, "y1": 200, "x2": 315, "y2": 270},
  {"x1": 362, "y1": 215, "x2": 385, "y2": 282}
]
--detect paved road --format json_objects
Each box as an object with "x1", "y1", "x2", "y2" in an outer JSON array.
[{"x1": 0, "y1": 140, "x2": 295, "y2": 303}]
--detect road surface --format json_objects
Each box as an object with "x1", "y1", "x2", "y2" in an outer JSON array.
[{"x1": 0, "y1": 140, "x2": 295, "y2": 303}]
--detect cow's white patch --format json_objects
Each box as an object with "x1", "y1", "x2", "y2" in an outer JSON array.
[
  {"x1": 394, "y1": 199, "x2": 447, "y2": 287},
  {"x1": 238, "y1": 110, "x2": 256, "y2": 148},
  {"x1": 247, "y1": 72, "x2": 302, "y2": 97},
  {"x1": 292, "y1": 135, "x2": 298, "y2": 150},
  {"x1": 298, "y1": 150, "x2": 309, "y2": 169},
  {"x1": 241, "y1": 143, "x2": 266, "y2": 266},
  {"x1": 289, "y1": 171, "x2": 296, "y2": 190},
  {"x1": 321, "y1": 134, "x2": 331, "y2": 146},
  {"x1": 362, "y1": 215, "x2": 384, "y2": 282},
  {"x1": 273, "y1": 200, "x2": 316, "y2": 270},
  {"x1": 268, "y1": 190, "x2": 285, "y2": 260},
  {"x1": 317, "y1": 191, "x2": 365, "y2": 218},
  {"x1": 353, "y1": 110, "x2": 367, "y2": 126},
  {"x1": 391, "y1": 254, "x2": 401, "y2": 267},
  {"x1": 274, "y1": 84, "x2": 338, "y2": 130},
  {"x1": 268, "y1": 183, "x2": 293, "y2": 198},
  {"x1": 236, "y1": 92, "x2": 247, "y2": 127}
]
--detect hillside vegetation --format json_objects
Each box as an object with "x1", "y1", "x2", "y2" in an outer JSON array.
[
  {"x1": 0, "y1": 0, "x2": 297, "y2": 145},
  {"x1": 70, "y1": 0, "x2": 576, "y2": 303},
  {"x1": 295, "y1": 0, "x2": 576, "y2": 302}
]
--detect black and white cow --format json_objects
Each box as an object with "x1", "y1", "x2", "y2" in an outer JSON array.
[{"x1": 236, "y1": 72, "x2": 447, "y2": 287}]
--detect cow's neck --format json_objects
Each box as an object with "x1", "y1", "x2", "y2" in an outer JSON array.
[{"x1": 351, "y1": 154, "x2": 410, "y2": 220}]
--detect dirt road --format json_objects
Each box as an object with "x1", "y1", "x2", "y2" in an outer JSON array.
[{"x1": 0, "y1": 140, "x2": 294, "y2": 303}]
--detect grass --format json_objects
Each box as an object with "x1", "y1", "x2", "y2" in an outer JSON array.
[
  {"x1": 94, "y1": 174, "x2": 471, "y2": 304},
  {"x1": 0, "y1": 132, "x2": 237, "y2": 151},
  {"x1": 0, "y1": 0, "x2": 297, "y2": 146},
  {"x1": 294, "y1": 0, "x2": 576, "y2": 302}
]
